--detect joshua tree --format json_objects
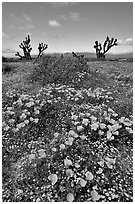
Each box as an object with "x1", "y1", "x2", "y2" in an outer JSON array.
[
  {"x1": 15, "y1": 34, "x2": 32, "y2": 59},
  {"x1": 94, "y1": 36, "x2": 117, "y2": 59},
  {"x1": 37, "y1": 43, "x2": 48, "y2": 58}
]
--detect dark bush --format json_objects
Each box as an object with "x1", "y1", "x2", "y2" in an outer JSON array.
[
  {"x1": 30, "y1": 55, "x2": 88, "y2": 86},
  {"x1": 2, "y1": 56, "x2": 8, "y2": 62},
  {"x1": 2, "y1": 64, "x2": 12, "y2": 74}
]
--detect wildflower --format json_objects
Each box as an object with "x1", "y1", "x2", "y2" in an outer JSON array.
[
  {"x1": 66, "y1": 137, "x2": 74, "y2": 146},
  {"x1": 29, "y1": 154, "x2": 35, "y2": 161},
  {"x1": 74, "y1": 162, "x2": 80, "y2": 168},
  {"x1": 20, "y1": 113, "x2": 27, "y2": 119},
  {"x1": 54, "y1": 132, "x2": 59, "y2": 137},
  {"x1": 8, "y1": 119, "x2": 15, "y2": 124},
  {"x1": 17, "y1": 189, "x2": 23, "y2": 194},
  {"x1": 66, "y1": 193, "x2": 74, "y2": 202},
  {"x1": 97, "y1": 160, "x2": 104, "y2": 167},
  {"x1": 33, "y1": 118, "x2": 39, "y2": 123},
  {"x1": 3, "y1": 125, "x2": 10, "y2": 131},
  {"x1": 125, "y1": 127, "x2": 133, "y2": 134},
  {"x1": 80, "y1": 135, "x2": 87, "y2": 140},
  {"x1": 79, "y1": 178, "x2": 87, "y2": 187},
  {"x1": 86, "y1": 112, "x2": 91, "y2": 117},
  {"x1": 105, "y1": 157, "x2": 116, "y2": 169},
  {"x1": 47, "y1": 100, "x2": 52, "y2": 103},
  {"x1": 21, "y1": 122, "x2": 25, "y2": 127},
  {"x1": 48, "y1": 174, "x2": 58, "y2": 185},
  {"x1": 7, "y1": 111, "x2": 14, "y2": 115},
  {"x1": 60, "y1": 144, "x2": 65, "y2": 150},
  {"x1": 96, "y1": 168, "x2": 103, "y2": 174},
  {"x1": 113, "y1": 131, "x2": 119, "y2": 136},
  {"x1": 79, "y1": 113, "x2": 85, "y2": 118},
  {"x1": 99, "y1": 123, "x2": 106, "y2": 130},
  {"x1": 98, "y1": 130, "x2": 104, "y2": 136},
  {"x1": 38, "y1": 149, "x2": 46, "y2": 158},
  {"x1": 85, "y1": 171, "x2": 94, "y2": 180},
  {"x1": 107, "y1": 131, "x2": 114, "y2": 140},
  {"x1": 34, "y1": 110, "x2": 40, "y2": 115},
  {"x1": 16, "y1": 123, "x2": 23, "y2": 129},
  {"x1": 68, "y1": 130, "x2": 76, "y2": 137},
  {"x1": 30, "y1": 117, "x2": 34, "y2": 122},
  {"x1": 7, "y1": 107, "x2": 13, "y2": 111},
  {"x1": 35, "y1": 99, "x2": 40, "y2": 104},
  {"x1": 26, "y1": 102, "x2": 34, "y2": 107},
  {"x1": 119, "y1": 117, "x2": 125, "y2": 123},
  {"x1": 111, "y1": 124, "x2": 122, "y2": 132},
  {"x1": 82, "y1": 118, "x2": 89, "y2": 126},
  {"x1": 66, "y1": 169, "x2": 74, "y2": 177},
  {"x1": 64, "y1": 158, "x2": 73, "y2": 166},
  {"x1": 77, "y1": 125, "x2": 83, "y2": 132},
  {"x1": 108, "y1": 108, "x2": 114, "y2": 113},
  {"x1": 75, "y1": 97, "x2": 79, "y2": 101},
  {"x1": 23, "y1": 109, "x2": 28, "y2": 113},
  {"x1": 12, "y1": 128, "x2": 19, "y2": 133},
  {"x1": 91, "y1": 190, "x2": 101, "y2": 201},
  {"x1": 71, "y1": 115, "x2": 78, "y2": 120},
  {"x1": 109, "y1": 118, "x2": 116, "y2": 124},
  {"x1": 91, "y1": 122, "x2": 99, "y2": 131},
  {"x1": 52, "y1": 147, "x2": 57, "y2": 152},
  {"x1": 112, "y1": 112, "x2": 118, "y2": 117},
  {"x1": 123, "y1": 121, "x2": 132, "y2": 127},
  {"x1": 90, "y1": 115, "x2": 97, "y2": 121},
  {"x1": 24, "y1": 120, "x2": 29, "y2": 124}
]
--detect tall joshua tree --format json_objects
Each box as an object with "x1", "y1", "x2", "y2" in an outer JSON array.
[
  {"x1": 94, "y1": 36, "x2": 117, "y2": 59},
  {"x1": 15, "y1": 34, "x2": 32, "y2": 59},
  {"x1": 37, "y1": 43, "x2": 48, "y2": 58}
]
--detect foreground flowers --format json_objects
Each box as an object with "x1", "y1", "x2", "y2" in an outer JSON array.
[{"x1": 2, "y1": 82, "x2": 133, "y2": 202}]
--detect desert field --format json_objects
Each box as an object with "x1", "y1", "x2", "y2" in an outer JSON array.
[{"x1": 2, "y1": 54, "x2": 133, "y2": 202}]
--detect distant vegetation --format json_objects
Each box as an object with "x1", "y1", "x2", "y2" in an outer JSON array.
[
  {"x1": 11, "y1": 34, "x2": 120, "y2": 60},
  {"x1": 31, "y1": 55, "x2": 88, "y2": 87}
]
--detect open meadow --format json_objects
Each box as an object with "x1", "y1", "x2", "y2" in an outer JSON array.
[{"x1": 2, "y1": 55, "x2": 133, "y2": 202}]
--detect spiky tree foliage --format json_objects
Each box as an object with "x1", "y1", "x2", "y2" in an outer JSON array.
[
  {"x1": 15, "y1": 35, "x2": 32, "y2": 60},
  {"x1": 94, "y1": 36, "x2": 117, "y2": 59},
  {"x1": 37, "y1": 43, "x2": 48, "y2": 58}
]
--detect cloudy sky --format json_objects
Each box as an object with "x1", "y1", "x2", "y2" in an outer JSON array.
[{"x1": 2, "y1": 2, "x2": 133, "y2": 56}]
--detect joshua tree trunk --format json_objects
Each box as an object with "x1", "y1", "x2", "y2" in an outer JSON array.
[
  {"x1": 94, "y1": 36, "x2": 117, "y2": 59},
  {"x1": 15, "y1": 34, "x2": 32, "y2": 60}
]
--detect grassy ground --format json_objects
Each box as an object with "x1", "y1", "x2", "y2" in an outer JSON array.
[{"x1": 2, "y1": 56, "x2": 133, "y2": 202}]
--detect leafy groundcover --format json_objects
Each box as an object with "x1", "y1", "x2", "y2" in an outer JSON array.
[{"x1": 2, "y1": 57, "x2": 133, "y2": 202}]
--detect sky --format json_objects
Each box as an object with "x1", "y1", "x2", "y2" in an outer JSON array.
[{"x1": 2, "y1": 2, "x2": 133, "y2": 56}]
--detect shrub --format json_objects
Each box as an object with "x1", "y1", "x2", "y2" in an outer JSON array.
[
  {"x1": 30, "y1": 55, "x2": 88, "y2": 86},
  {"x1": 2, "y1": 56, "x2": 8, "y2": 62},
  {"x1": 2, "y1": 64, "x2": 12, "y2": 74}
]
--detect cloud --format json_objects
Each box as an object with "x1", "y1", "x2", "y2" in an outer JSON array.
[
  {"x1": 70, "y1": 12, "x2": 80, "y2": 22},
  {"x1": 50, "y1": 2, "x2": 78, "y2": 8},
  {"x1": 117, "y1": 38, "x2": 133, "y2": 46},
  {"x1": 125, "y1": 38, "x2": 133, "y2": 45},
  {"x1": 51, "y1": 34, "x2": 66, "y2": 39},
  {"x1": 9, "y1": 13, "x2": 22, "y2": 23},
  {"x1": 48, "y1": 20, "x2": 60, "y2": 27},
  {"x1": 2, "y1": 48, "x2": 17, "y2": 54},
  {"x1": 58, "y1": 14, "x2": 68, "y2": 21},
  {"x1": 10, "y1": 23, "x2": 35, "y2": 30},
  {"x1": 9, "y1": 12, "x2": 35, "y2": 30},
  {"x1": 23, "y1": 13, "x2": 32, "y2": 22},
  {"x1": 2, "y1": 32, "x2": 10, "y2": 39}
]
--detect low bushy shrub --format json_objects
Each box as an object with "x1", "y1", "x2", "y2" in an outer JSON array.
[
  {"x1": 2, "y1": 56, "x2": 8, "y2": 62},
  {"x1": 2, "y1": 64, "x2": 12, "y2": 74},
  {"x1": 30, "y1": 56, "x2": 88, "y2": 86}
]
